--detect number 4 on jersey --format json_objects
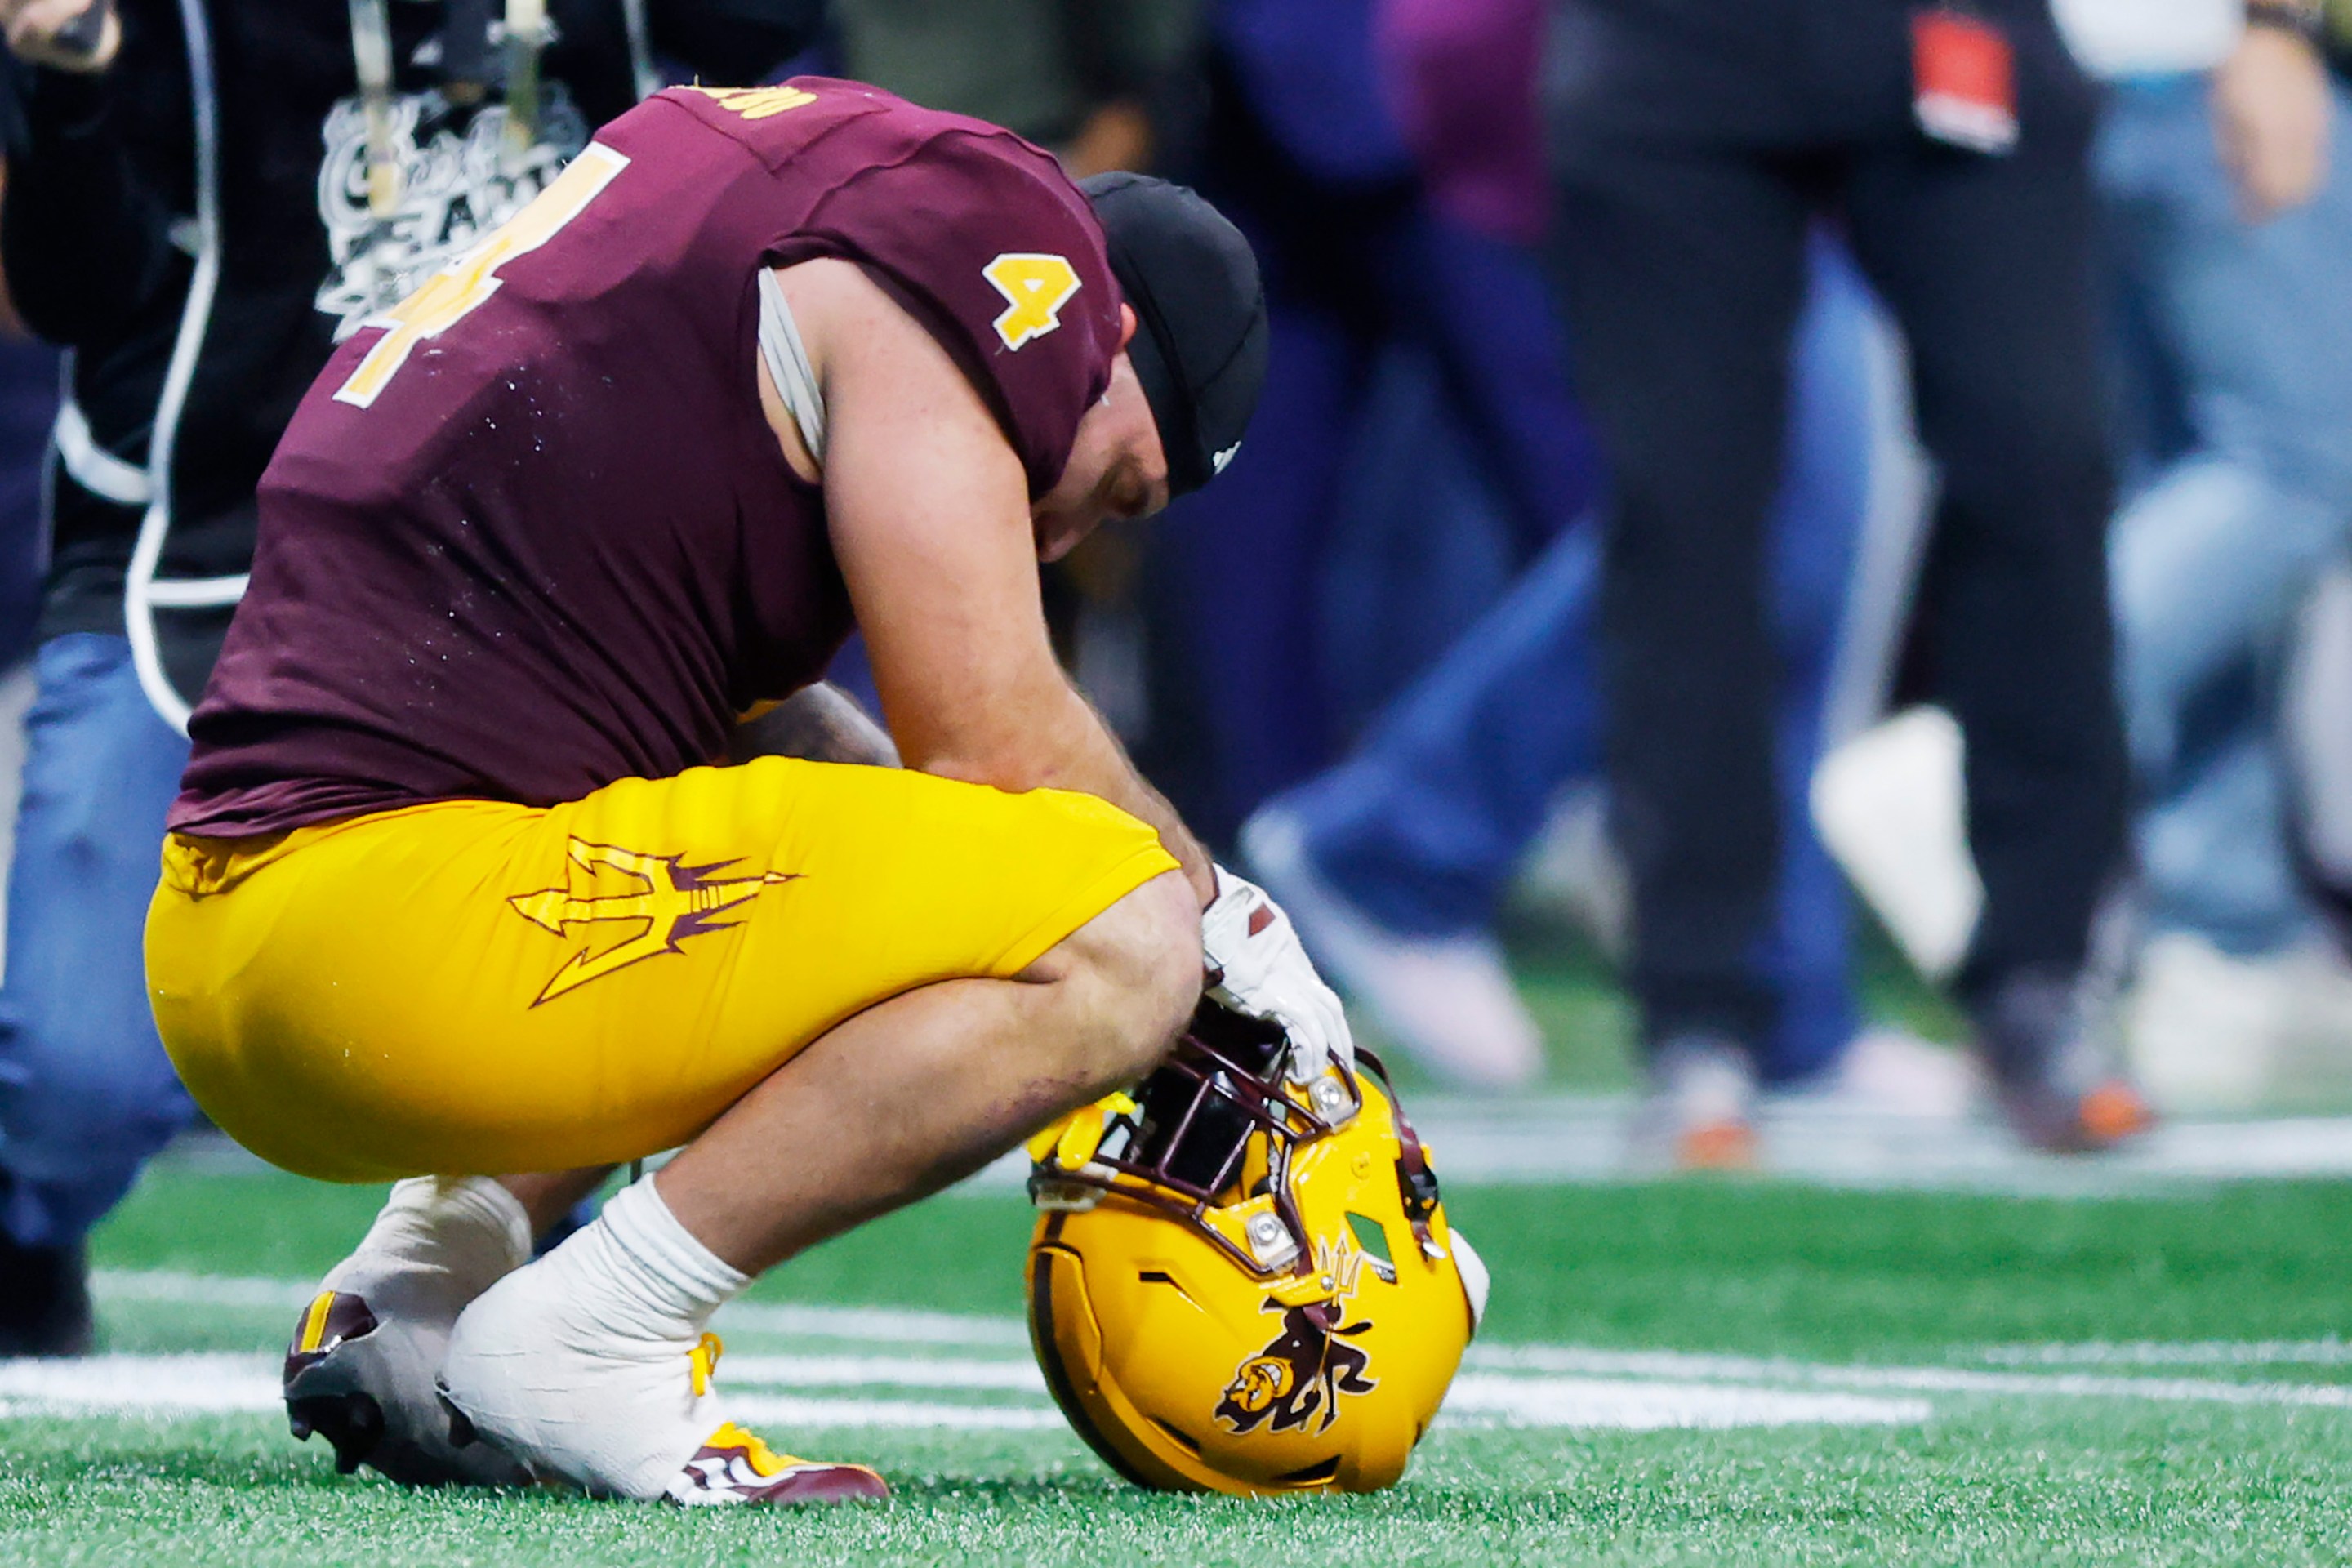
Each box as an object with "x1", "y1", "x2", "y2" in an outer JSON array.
[
  {"x1": 984, "y1": 253, "x2": 1080, "y2": 351},
  {"x1": 335, "y1": 144, "x2": 633, "y2": 408}
]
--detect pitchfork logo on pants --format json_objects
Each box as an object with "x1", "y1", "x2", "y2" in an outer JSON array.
[{"x1": 506, "y1": 838, "x2": 799, "y2": 1004}]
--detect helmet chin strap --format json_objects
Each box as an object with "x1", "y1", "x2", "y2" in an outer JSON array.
[{"x1": 1352, "y1": 1049, "x2": 1446, "y2": 1263}]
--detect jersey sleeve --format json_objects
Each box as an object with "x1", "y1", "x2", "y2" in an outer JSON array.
[{"x1": 773, "y1": 129, "x2": 1124, "y2": 498}]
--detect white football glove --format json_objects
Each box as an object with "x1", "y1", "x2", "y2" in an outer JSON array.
[{"x1": 1200, "y1": 864, "x2": 1355, "y2": 1085}]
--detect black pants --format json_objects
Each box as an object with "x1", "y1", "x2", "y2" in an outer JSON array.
[{"x1": 1545, "y1": 0, "x2": 2128, "y2": 1045}]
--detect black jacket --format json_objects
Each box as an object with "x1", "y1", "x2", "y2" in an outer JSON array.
[{"x1": 0, "y1": 0, "x2": 820, "y2": 712}]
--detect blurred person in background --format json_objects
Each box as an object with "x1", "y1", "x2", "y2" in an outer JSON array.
[
  {"x1": 0, "y1": 0, "x2": 819, "y2": 1357},
  {"x1": 1544, "y1": 0, "x2": 2145, "y2": 1153},
  {"x1": 2056, "y1": 0, "x2": 2352, "y2": 1111},
  {"x1": 0, "y1": 147, "x2": 60, "y2": 1043},
  {"x1": 0, "y1": 339, "x2": 47, "y2": 665},
  {"x1": 0, "y1": 332, "x2": 49, "y2": 671},
  {"x1": 1142, "y1": 0, "x2": 1601, "y2": 847},
  {"x1": 1245, "y1": 240, "x2": 1985, "y2": 1149},
  {"x1": 831, "y1": 0, "x2": 1194, "y2": 179},
  {"x1": 0, "y1": 140, "x2": 49, "y2": 665},
  {"x1": 1238, "y1": 0, "x2": 1972, "y2": 1144}
]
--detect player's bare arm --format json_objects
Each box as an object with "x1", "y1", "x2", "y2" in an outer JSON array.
[{"x1": 773, "y1": 256, "x2": 1217, "y2": 906}]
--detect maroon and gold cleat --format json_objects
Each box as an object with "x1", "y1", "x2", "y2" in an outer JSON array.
[
  {"x1": 664, "y1": 1422, "x2": 891, "y2": 1507},
  {"x1": 283, "y1": 1290, "x2": 388, "y2": 1473},
  {"x1": 284, "y1": 1288, "x2": 531, "y2": 1487}
]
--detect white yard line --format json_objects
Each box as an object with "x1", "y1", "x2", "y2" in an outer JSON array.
[
  {"x1": 715, "y1": 1302, "x2": 1028, "y2": 1349},
  {"x1": 0, "y1": 1352, "x2": 1923, "y2": 1432},
  {"x1": 155, "y1": 1110, "x2": 2352, "y2": 1196},
  {"x1": 720, "y1": 1394, "x2": 1064, "y2": 1432},
  {"x1": 1969, "y1": 1339, "x2": 2352, "y2": 1368},
  {"x1": 1468, "y1": 1343, "x2": 2352, "y2": 1410},
  {"x1": 1388, "y1": 1102, "x2": 2352, "y2": 1192},
  {"x1": 48, "y1": 1273, "x2": 2352, "y2": 1434},
  {"x1": 716, "y1": 1355, "x2": 1045, "y2": 1392},
  {"x1": 1443, "y1": 1375, "x2": 1927, "y2": 1430},
  {"x1": 91, "y1": 1272, "x2": 1027, "y2": 1348},
  {"x1": 0, "y1": 1354, "x2": 1058, "y2": 1432},
  {"x1": 957, "y1": 1104, "x2": 2352, "y2": 1194},
  {"x1": 96, "y1": 1271, "x2": 312, "y2": 1311},
  {"x1": 0, "y1": 1353, "x2": 283, "y2": 1413}
]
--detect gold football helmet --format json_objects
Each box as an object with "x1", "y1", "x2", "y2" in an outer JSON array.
[{"x1": 1024, "y1": 1003, "x2": 1483, "y2": 1495}]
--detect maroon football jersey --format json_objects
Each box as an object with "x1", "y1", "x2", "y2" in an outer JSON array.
[{"x1": 170, "y1": 80, "x2": 1123, "y2": 836}]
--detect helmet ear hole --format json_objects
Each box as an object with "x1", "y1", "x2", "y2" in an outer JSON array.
[
  {"x1": 1343, "y1": 1212, "x2": 1394, "y2": 1267},
  {"x1": 1136, "y1": 1268, "x2": 1205, "y2": 1311}
]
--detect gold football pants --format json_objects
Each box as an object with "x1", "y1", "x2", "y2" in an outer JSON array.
[{"x1": 146, "y1": 759, "x2": 1178, "y2": 1182}]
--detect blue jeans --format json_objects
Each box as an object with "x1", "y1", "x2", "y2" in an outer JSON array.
[
  {"x1": 0, "y1": 635, "x2": 195, "y2": 1248},
  {"x1": 2101, "y1": 77, "x2": 2352, "y2": 954},
  {"x1": 1275, "y1": 236, "x2": 1878, "y2": 1083}
]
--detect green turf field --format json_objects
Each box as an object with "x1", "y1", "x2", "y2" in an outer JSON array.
[{"x1": 7, "y1": 1157, "x2": 2352, "y2": 1566}]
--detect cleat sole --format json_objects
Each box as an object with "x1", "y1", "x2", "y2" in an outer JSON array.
[
  {"x1": 439, "y1": 1386, "x2": 479, "y2": 1448},
  {"x1": 283, "y1": 1339, "x2": 528, "y2": 1489},
  {"x1": 283, "y1": 1384, "x2": 385, "y2": 1476}
]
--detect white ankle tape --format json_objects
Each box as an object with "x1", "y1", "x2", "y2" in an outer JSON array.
[{"x1": 595, "y1": 1176, "x2": 749, "y2": 1325}]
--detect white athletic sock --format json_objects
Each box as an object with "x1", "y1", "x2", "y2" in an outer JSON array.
[
  {"x1": 586, "y1": 1174, "x2": 751, "y2": 1334},
  {"x1": 336, "y1": 1175, "x2": 532, "y2": 1286},
  {"x1": 440, "y1": 1175, "x2": 751, "y2": 1499}
]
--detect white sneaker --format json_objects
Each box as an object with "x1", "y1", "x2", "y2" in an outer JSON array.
[
  {"x1": 283, "y1": 1178, "x2": 536, "y2": 1487},
  {"x1": 1627, "y1": 1033, "x2": 1760, "y2": 1171},
  {"x1": 1767, "y1": 1028, "x2": 1980, "y2": 1120},
  {"x1": 438, "y1": 1191, "x2": 887, "y2": 1505},
  {"x1": 1241, "y1": 804, "x2": 1544, "y2": 1090},
  {"x1": 2128, "y1": 933, "x2": 2292, "y2": 1115},
  {"x1": 2270, "y1": 943, "x2": 2352, "y2": 1109},
  {"x1": 2131, "y1": 933, "x2": 2352, "y2": 1114}
]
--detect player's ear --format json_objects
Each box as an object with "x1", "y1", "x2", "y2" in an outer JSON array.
[{"x1": 1116, "y1": 303, "x2": 1138, "y2": 352}]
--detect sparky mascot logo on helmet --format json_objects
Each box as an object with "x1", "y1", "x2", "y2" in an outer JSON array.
[{"x1": 1214, "y1": 1238, "x2": 1379, "y2": 1436}]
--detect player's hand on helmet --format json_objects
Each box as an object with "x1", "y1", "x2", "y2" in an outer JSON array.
[
  {"x1": 2, "y1": 0, "x2": 118, "y2": 72},
  {"x1": 1200, "y1": 864, "x2": 1354, "y2": 1085}
]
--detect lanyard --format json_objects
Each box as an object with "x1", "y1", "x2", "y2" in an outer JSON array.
[
  {"x1": 345, "y1": 0, "x2": 555, "y2": 212},
  {"x1": 502, "y1": 0, "x2": 546, "y2": 173},
  {"x1": 345, "y1": 0, "x2": 400, "y2": 216}
]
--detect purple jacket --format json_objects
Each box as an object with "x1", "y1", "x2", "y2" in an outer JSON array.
[{"x1": 1374, "y1": 0, "x2": 1548, "y2": 245}]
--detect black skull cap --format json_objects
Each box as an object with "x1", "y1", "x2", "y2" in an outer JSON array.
[{"x1": 1082, "y1": 172, "x2": 1268, "y2": 499}]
